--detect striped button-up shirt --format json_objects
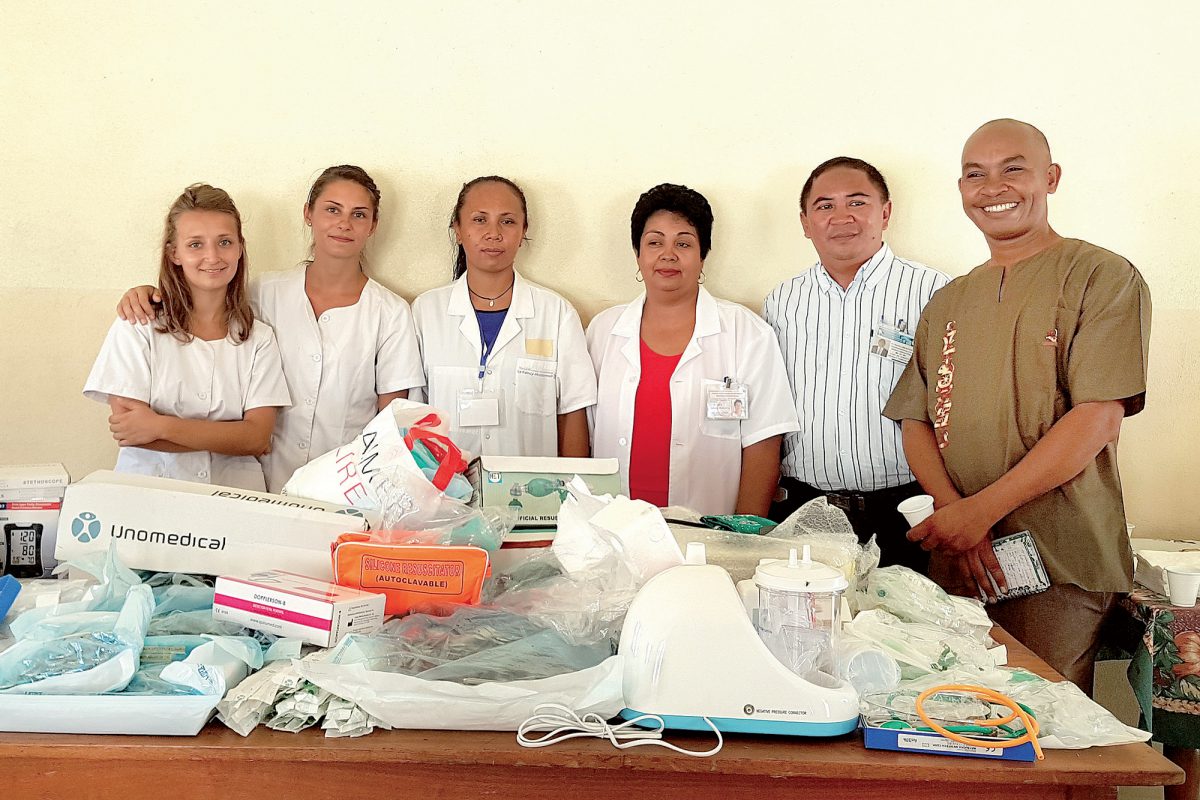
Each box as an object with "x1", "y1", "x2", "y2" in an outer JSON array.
[{"x1": 763, "y1": 244, "x2": 949, "y2": 491}]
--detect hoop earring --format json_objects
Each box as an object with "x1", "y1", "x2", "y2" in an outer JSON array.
[
  {"x1": 697, "y1": 271, "x2": 706, "y2": 285},
  {"x1": 635, "y1": 271, "x2": 644, "y2": 283}
]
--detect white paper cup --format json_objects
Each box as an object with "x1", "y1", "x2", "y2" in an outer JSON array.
[
  {"x1": 897, "y1": 495, "x2": 935, "y2": 527},
  {"x1": 1166, "y1": 567, "x2": 1200, "y2": 607}
]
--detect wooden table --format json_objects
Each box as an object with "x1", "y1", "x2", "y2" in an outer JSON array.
[{"x1": 0, "y1": 629, "x2": 1182, "y2": 800}]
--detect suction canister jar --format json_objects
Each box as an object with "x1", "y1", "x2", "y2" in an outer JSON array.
[{"x1": 752, "y1": 545, "x2": 847, "y2": 677}]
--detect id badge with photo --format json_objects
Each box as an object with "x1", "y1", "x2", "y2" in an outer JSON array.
[
  {"x1": 457, "y1": 388, "x2": 501, "y2": 428},
  {"x1": 706, "y1": 380, "x2": 749, "y2": 420},
  {"x1": 869, "y1": 322, "x2": 915, "y2": 365}
]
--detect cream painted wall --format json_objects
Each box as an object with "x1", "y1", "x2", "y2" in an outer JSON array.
[{"x1": 2, "y1": 2, "x2": 1196, "y2": 536}]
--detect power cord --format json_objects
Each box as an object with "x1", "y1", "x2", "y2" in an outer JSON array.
[{"x1": 516, "y1": 704, "x2": 724, "y2": 757}]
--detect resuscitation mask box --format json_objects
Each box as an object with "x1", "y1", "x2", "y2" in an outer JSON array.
[
  {"x1": 213, "y1": 570, "x2": 386, "y2": 647},
  {"x1": 1, "y1": 463, "x2": 70, "y2": 579},
  {"x1": 55, "y1": 471, "x2": 379, "y2": 580},
  {"x1": 862, "y1": 722, "x2": 1039, "y2": 762},
  {"x1": 468, "y1": 456, "x2": 621, "y2": 529}
]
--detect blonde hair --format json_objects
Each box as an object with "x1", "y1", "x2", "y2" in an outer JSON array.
[{"x1": 156, "y1": 184, "x2": 253, "y2": 343}]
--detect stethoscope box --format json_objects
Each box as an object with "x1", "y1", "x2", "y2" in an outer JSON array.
[{"x1": 862, "y1": 721, "x2": 1039, "y2": 762}]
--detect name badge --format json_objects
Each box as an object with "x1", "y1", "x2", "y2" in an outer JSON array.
[
  {"x1": 457, "y1": 388, "x2": 501, "y2": 427},
  {"x1": 870, "y1": 322, "x2": 914, "y2": 365},
  {"x1": 706, "y1": 380, "x2": 749, "y2": 420}
]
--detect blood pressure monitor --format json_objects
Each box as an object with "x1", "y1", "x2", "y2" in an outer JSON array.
[{"x1": 3, "y1": 522, "x2": 43, "y2": 578}]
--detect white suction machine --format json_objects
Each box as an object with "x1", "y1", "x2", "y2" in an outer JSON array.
[{"x1": 617, "y1": 543, "x2": 859, "y2": 736}]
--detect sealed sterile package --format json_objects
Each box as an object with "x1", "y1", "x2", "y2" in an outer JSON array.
[
  {"x1": 859, "y1": 566, "x2": 994, "y2": 644},
  {"x1": 897, "y1": 667, "x2": 1152, "y2": 749},
  {"x1": 843, "y1": 608, "x2": 994, "y2": 679},
  {"x1": 295, "y1": 654, "x2": 624, "y2": 731},
  {"x1": 0, "y1": 583, "x2": 153, "y2": 694}
]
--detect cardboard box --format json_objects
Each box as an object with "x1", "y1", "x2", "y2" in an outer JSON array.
[
  {"x1": 469, "y1": 456, "x2": 621, "y2": 528},
  {"x1": 862, "y1": 723, "x2": 1038, "y2": 761},
  {"x1": 1, "y1": 463, "x2": 70, "y2": 579},
  {"x1": 214, "y1": 570, "x2": 386, "y2": 647},
  {"x1": 56, "y1": 471, "x2": 379, "y2": 579}
]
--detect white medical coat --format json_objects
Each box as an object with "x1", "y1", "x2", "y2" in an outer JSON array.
[
  {"x1": 586, "y1": 287, "x2": 799, "y2": 515},
  {"x1": 84, "y1": 319, "x2": 291, "y2": 491},
  {"x1": 411, "y1": 272, "x2": 596, "y2": 457},
  {"x1": 253, "y1": 264, "x2": 425, "y2": 493}
]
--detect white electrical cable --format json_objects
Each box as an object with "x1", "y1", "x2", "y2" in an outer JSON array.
[{"x1": 516, "y1": 704, "x2": 723, "y2": 757}]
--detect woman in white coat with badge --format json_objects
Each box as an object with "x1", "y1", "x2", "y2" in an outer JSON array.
[
  {"x1": 117, "y1": 165, "x2": 425, "y2": 492},
  {"x1": 587, "y1": 183, "x2": 799, "y2": 517},
  {"x1": 411, "y1": 176, "x2": 596, "y2": 458}
]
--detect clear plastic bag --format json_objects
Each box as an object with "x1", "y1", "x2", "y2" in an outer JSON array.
[
  {"x1": 0, "y1": 583, "x2": 154, "y2": 693},
  {"x1": 859, "y1": 565, "x2": 994, "y2": 644},
  {"x1": 843, "y1": 608, "x2": 993, "y2": 679}
]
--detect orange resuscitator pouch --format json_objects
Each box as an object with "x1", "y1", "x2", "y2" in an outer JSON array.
[{"x1": 331, "y1": 532, "x2": 492, "y2": 617}]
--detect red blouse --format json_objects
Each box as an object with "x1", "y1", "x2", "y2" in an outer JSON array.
[{"x1": 629, "y1": 339, "x2": 682, "y2": 507}]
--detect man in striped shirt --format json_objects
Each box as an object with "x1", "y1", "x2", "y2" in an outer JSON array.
[{"x1": 763, "y1": 157, "x2": 948, "y2": 571}]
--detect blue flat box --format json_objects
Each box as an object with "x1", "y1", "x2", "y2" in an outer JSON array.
[
  {"x1": 863, "y1": 722, "x2": 1038, "y2": 761},
  {"x1": 0, "y1": 575, "x2": 20, "y2": 619}
]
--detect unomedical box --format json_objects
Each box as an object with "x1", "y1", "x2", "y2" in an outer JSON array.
[
  {"x1": 468, "y1": 456, "x2": 621, "y2": 528},
  {"x1": 213, "y1": 570, "x2": 386, "y2": 647},
  {"x1": 1, "y1": 463, "x2": 70, "y2": 578},
  {"x1": 56, "y1": 471, "x2": 379, "y2": 579}
]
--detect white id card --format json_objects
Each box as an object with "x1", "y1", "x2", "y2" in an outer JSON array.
[
  {"x1": 869, "y1": 322, "x2": 914, "y2": 365},
  {"x1": 457, "y1": 388, "x2": 500, "y2": 427},
  {"x1": 706, "y1": 382, "x2": 749, "y2": 420}
]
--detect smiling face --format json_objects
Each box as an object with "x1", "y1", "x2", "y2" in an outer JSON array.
[
  {"x1": 800, "y1": 165, "x2": 892, "y2": 272},
  {"x1": 959, "y1": 120, "x2": 1061, "y2": 247},
  {"x1": 304, "y1": 179, "x2": 378, "y2": 261},
  {"x1": 452, "y1": 180, "x2": 528, "y2": 275},
  {"x1": 636, "y1": 210, "x2": 704, "y2": 296},
  {"x1": 168, "y1": 210, "x2": 241, "y2": 294}
]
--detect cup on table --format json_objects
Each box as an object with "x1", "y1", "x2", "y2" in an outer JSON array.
[
  {"x1": 1166, "y1": 567, "x2": 1200, "y2": 607},
  {"x1": 897, "y1": 495, "x2": 935, "y2": 527}
]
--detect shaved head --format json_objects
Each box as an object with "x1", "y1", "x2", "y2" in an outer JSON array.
[{"x1": 964, "y1": 118, "x2": 1052, "y2": 166}]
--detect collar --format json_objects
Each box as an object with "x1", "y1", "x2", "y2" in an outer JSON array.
[
  {"x1": 613, "y1": 287, "x2": 722, "y2": 368},
  {"x1": 814, "y1": 243, "x2": 894, "y2": 294},
  {"x1": 446, "y1": 270, "x2": 534, "y2": 318}
]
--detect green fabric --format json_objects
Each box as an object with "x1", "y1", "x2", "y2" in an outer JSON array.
[{"x1": 699, "y1": 515, "x2": 777, "y2": 535}]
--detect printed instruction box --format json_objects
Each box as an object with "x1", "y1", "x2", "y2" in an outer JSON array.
[
  {"x1": 1, "y1": 463, "x2": 70, "y2": 578},
  {"x1": 214, "y1": 570, "x2": 385, "y2": 647},
  {"x1": 468, "y1": 456, "x2": 621, "y2": 528}
]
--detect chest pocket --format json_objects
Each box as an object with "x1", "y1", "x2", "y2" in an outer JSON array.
[
  {"x1": 429, "y1": 365, "x2": 478, "y2": 413},
  {"x1": 698, "y1": 378, "x2": 741, "y2": 440},
  {"x1": 515, "y1": 357, "x2": 557, "y2": 416}
]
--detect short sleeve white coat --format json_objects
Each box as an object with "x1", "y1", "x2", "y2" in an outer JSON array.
[
  {"x1": 411, "y1": 271, "x2": 596, "y2": 457},
  {"x1": 586, "y1": 287, "x2": 799, "y2": 515},
  {"x1": 253, "y1": 264, "x2": 425, "y2": 493},
  {"x1": 83, "y1": 319, "x2": 291, "y2": 491}
]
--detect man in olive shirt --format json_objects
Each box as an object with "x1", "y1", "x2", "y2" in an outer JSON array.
[{"x1": 884, "y1": 119, "x2": 1151, "y2": 693}]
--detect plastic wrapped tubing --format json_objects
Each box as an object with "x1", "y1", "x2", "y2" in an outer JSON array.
[
  {"x1": 896, "y1": 667, "x2": 1153, "y2": 749},
  {"x1": 843, "y1": 608, "x2": 993, "y2": 680},
  {"x1": 859, "y1": 565, "x2": 994, "y2": 644}
]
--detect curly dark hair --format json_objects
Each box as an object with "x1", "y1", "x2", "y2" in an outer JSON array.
[
  {"x1": 800, "y1": 157, "x2": 890, "y2": 213},
  {"x1": 630, "y1": 183, "x2": 713, "y2": 259}
]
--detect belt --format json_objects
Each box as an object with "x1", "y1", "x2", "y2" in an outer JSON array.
[{"x1": 782, "y1": 478, "x2": 920, "y2": 514}]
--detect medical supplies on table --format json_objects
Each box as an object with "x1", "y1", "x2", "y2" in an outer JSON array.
[
  {"x1": 283, "y1": 399, "x2": 474, "y2": 522},
  {"x1": 331, "y1": 533, "x2": 492, "y2": 617},
  {"x1": 469, "y1": 455, "x2": 621, "y2": 528},
  {"x1": 213, "y1": 570, "x2": 385, "y2": 647},
  {"x1": 1, "y1": 463, "x2": 69, "y2": 578},
  {"x1": 1131, "y1": 537, "x2": 1200, "y2": 596},
  {"x1": 56, "y1": 471, "x2": 375, "y2": 579},
  {"x1": 0, "y1": 549, "x2": 271, "y2": 735}
]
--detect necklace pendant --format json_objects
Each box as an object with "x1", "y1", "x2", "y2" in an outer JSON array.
[{"x1": 489, "y1": 299, "x2": 495, "y2": 308}]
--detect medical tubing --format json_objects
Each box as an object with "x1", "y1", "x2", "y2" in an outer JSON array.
[
  {"x1": 914, "y1": 685, "x2": 1045, "y2": 761},
  {"x1": 516, "y1": 704, "x2": 723, "y2": 757}
]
